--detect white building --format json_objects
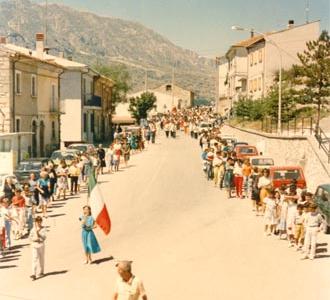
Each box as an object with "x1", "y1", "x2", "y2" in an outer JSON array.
[
  {"x1": 217, "y1": 20, "x2": 320, "y2": 114},
  {"x1": 114, "y1": 84, "x2": 194, "y2": 124}
]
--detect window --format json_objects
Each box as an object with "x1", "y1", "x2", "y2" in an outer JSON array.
[
  {"x1": 250, "y1": 53, "x2": 253, "y2": 67},
  {"x1": 51, "y1": 121, "x2": 56, "y2": 139},
  {"x1": 51, "y1": 84, "x2": 56, "y2": 111},
  {"x1": 15, "y1": 118, "x2": 20, "y2": 132},
  {"x1": 258, "y1": 49, "x2": 263, "y2": 63},
  {"x1": 83, "y1": 113, "x2": 87, "y2": 133},
  {"x1": 166, "y1": 84, "x2": 172, "y2": 91},
  {"x1": 249, "y1": 80, "x2": 253, "y2": 93},
  {"x1": 31, "y1": 75, "x2": 37, "y2": 97},
  {"x1": 253, "y1": 79, "x2": 257, "y2": 92},
  {"x1": 15, "y1": 71, "x2": 22, "y2": 94},
  {"x1": 258, "y1": 77, "x2": 262, "y2": 91},
  {"x1": 254, "y1": 52, "x2": 258, "y2": 65},
  {"x1": 90, "y1": 113, "x2": 94, "y2": 133}
]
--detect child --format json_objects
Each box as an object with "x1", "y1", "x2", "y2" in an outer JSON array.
[
  {"x1": 276, "y1": 191, "x2": 288, "y2": 240},
  {"x1": 11, "y1": 189, "x2": 26, "y2": 239},
  {"x1": 80, "y1": 206, "x2": 100, "y2": 264},
  {"x1": 286, "y1": 191, "x2": 298, "y2": 247},
  {"x1": 294, "y1": 204, "x2": 305, "y2": 251},
  {"x1": 1, "y1": 198, "x2": 17, "y2": 250},
  {"x1": 264, "y1": 190, "x2": 278, "y2": 236},
  {"x1": 0, "y1": 201, "x2": 5, "y2": 257},
  {"x1": 29, "y1": 216, "x2": 47, "y2": 280},
  {"x1": 301, "y1": 203, "x2": 323, "y2": 260}
]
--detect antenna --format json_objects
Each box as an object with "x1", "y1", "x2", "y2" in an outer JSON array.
[
  {"x1": 305, "y1": 0, "x2": 310, "y2": 24},
  {"x1": 44, "y1": 0, "x2": 48, "y2": 45}
]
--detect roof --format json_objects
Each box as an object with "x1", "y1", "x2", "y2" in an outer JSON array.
[
  {"x1": 2, "y1": 43, "x2": 86, "y2": 69},
  {"x1": 229, "y1": 20, "x2": 320, "y2": 51}
]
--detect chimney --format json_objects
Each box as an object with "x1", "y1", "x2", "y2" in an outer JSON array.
[
  {"x1": 250, "y1": 30, "x2": 254, "y2": 38},
  {"x1": 0, "y1": 36, "x2": 7, "y2": 44},
  {"x1": 36, "y1": 33, "x2": 45, "y2": 57},
  {"x1": 288, "y1": 20, "x2": 294, "y2": 29},
  {"x1": 58, "y1": 51, "x2": 64, "y2": 58},
  {"x1": 67, "y1": 55, "x2": 73, "y2": 61}
]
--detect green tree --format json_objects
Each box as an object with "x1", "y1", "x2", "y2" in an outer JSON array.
[
  {"x1": 129, "y1": 92, "x2": 157, "y2": 122},
  {"x1": 94, "y1": 64, "x2": 131, "y2": 112},
  {"x1": 291, "y1": 31, "x2": 330, "y2": 131}
]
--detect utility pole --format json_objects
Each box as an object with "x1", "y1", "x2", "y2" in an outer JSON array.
[
  {"x1": 44, "y1": 0, "x2": 48, "y2": 45},
  {"x1": 171, "y1": 64, "x2": 175, "y2": 108},
  {"x1": 144, "y1": 68, "x2": 148, "y2": 92},
  {"x1": 305, "y1": 0, "x2": 310, "y2": 23}
]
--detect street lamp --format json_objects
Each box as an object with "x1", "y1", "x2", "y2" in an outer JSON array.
[{"x1": 231, "y1": 25, "x2": 282, "y2": 134}]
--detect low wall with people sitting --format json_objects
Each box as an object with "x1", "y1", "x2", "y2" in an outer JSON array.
[{"x1": 222, "y1": 125, "x2": 330, "y2": 192}]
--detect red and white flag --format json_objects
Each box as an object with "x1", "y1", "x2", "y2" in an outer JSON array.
[{"x1": 88, "y1": 173, "x2": 111, "y2": 235}]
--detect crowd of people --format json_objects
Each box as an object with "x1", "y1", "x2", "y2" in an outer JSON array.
[
  {"x1": 0, "y1": 124, "x2": 159, "y2": 282},
  {"x1": 158, "y1": 106, "x2": 324, "y2": 261}
]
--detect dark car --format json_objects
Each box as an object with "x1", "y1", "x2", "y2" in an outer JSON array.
[
  {"x1": 14, "y1": 158, "x2": 50, "y2": 182},
  {"x1": 315, "y1": 184, "x2": 330, "y2": 234}
]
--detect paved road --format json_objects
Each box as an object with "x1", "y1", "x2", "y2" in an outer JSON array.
[{"x1": 1, "y1": 132, "x2": 329, "y2": 300}]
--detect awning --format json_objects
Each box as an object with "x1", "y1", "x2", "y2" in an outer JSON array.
[{"x1": 112, "y1": 115, "x2": 135, "y2": 124}]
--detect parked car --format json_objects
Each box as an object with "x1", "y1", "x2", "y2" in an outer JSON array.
[
  {"x1": 269, "y1": 166, "x2": 307, "y2": 189},
  {"x1": 233, "y1": 141, "x2": 248, "y2": 149},
  {"x1": 67, "y1": 143, "x2": 95, "y2": 154},
  {"x1": 0, "y1": 174, "x2": 18, "y2": 197},
  {"x1": 14, "y1": 158, "x2": 50, "y2": 182},
  {"x1": 50, "y1": 149, "x2": 80, "y2": 166},
  {"x1": 198, "y1": 122, "x2": 213, "y2": 133},
  {"x1": 235, "y1": 145, "x2": 259, "y2": 160},
  {"x1": 250, "y1": 156, "x2": 274, "y2": 170},
  {"x1": 221, "y1": 135, "x2": 237, "y2": 146},
  {"x1": 314, "y1": 184, "x2": 330, "y2": 234}
]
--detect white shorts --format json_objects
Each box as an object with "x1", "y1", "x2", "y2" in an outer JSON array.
[{"x1": 39, "y1": 194, "x2": 49, "y2": 206}]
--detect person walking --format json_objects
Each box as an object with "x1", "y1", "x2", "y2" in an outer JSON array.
[
  {"x1": 29, "y1": 216, "x2": 46, "y2": 280},
  {"x1": 113, "y1": 260, "x2": 147, "y2": 300},
  {"x1": 56, "y1": 160, "x2": 69, "y2": 200},
  {"x1": 80, "y1": 205, "x2": 100, "y2": 264},
  {"x1": 123, "y1": 141, "x2": 131, "y2": 168},
  {"x1": 36, "y1": 171, "x2": 51, "y2": 219},
  {"x1": 97, "y1": 144, "x2": 106, "y2": 175},
  {"x1": 69, "y1": 160, "x2": 80, "y2": 195}
]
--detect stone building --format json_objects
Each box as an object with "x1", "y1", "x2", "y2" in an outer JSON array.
[
  {"x1": 217, "y1": 20, "x2": 320, "y2": 115},
  {"x1": 0, "y1": 35, "x2": 64, "y2": 157}
]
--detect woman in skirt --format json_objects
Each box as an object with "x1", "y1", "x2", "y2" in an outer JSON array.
[{"x1": 80, "y1": 206, "x2": 100, "y2": 264}]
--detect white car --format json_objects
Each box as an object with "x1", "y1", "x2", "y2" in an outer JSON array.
[
  {"x1": 67, "y1": 143, "x2": 95, "y2": 154},
  {"x1": 198, "y1": 122, "x2": 213, "y2": 133},
  {"x1": 250, "y1": 156, "x2": 274, "y2": 169}
]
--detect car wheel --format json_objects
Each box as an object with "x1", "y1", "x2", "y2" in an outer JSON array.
[{"x1": 322, "y1": 219, "x2": 330, "y2": 234}]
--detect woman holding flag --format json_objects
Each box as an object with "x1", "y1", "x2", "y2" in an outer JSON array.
[{"x1": 80, "y1": 205, "x2": 101, "y2": 264}]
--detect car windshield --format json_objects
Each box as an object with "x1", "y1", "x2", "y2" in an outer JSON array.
[
  {"x1": 69, "y1": 145, "x2": 86, "y2": 152},
  {"x1": 239, "y1": 147, "x2": 256, "y2": 154},
  {"x1": 17, "y1": 162, "x2": 42, "y2": 171},
  {"x1": 273, "y1": 169, "x2": 301, "y2": 180},
  {"x1": 252, "y1": 158, "x2": 274, "y2": 166}
]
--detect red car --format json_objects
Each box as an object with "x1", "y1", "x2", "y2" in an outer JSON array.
[
  {"x1": 235, "y1": 145, "x2": 259, "y2": 160},
  {"x1": 269, "y1": 166, "x2": 306, "y2": 189}
]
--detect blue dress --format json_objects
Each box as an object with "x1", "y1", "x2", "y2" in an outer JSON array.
[{"x1": 81, "y1": 215, "x2": 101, "y2": 254}]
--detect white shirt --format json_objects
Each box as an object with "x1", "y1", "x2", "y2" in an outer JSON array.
[
  {"x1": 304, "y1": 212, "x2": 323, "y2": 228},
  {"x1": 29, "y1": 226, "x2": 47, "y2": 248},
  {"x1": 257, "y1": 176, "x2": 271, "y2": 189},
  {"x1": 115, "y1": 276, "x2": 146, "y2": 300}
]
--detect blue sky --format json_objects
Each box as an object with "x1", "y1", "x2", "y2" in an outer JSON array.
[{"x1": 33, "y1": 0, "x2": 330, "y2": 56}]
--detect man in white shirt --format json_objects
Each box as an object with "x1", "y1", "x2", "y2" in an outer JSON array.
[{"x1": 113, "y1": 261, "x2": 147, "y2": 300}]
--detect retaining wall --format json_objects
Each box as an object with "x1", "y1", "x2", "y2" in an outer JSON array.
[{"x1": 222, "y1": 125, "x2": 330, "y2": 192}]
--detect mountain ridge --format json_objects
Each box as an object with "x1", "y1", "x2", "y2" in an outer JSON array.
[{"x1": 0, "y1": 0, "x2": 215, "y2": 99}]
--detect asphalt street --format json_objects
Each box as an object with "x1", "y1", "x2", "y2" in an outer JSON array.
[{"x1": 1, "y1": 132, "x2": 329, "y2": 300}]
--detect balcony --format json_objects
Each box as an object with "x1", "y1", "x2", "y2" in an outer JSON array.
[{"x1": 84, "y1": 94, "x2": 102, "y2": 109}]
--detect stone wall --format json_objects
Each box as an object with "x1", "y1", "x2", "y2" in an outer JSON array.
[{"x1": 222, "y1": 125, "x2": 330, "y2": 192}]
